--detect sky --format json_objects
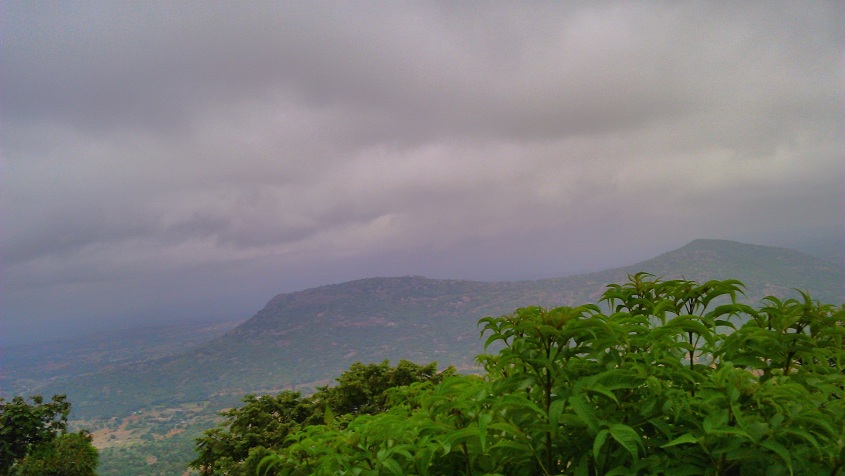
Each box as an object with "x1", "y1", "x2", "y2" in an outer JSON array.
[{"x1": 2, "y1": 1, "x2": 843, "y2": 344}]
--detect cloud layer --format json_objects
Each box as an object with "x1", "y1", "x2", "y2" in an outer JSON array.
[{"x1": 2, "y1": 1, "x2": 842, "y2": 343}]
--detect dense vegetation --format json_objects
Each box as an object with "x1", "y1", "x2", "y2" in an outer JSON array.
[
  {"x1": 0, "y1": 394, "x2": 98, "y2": 475},
  {"x1": 191, "y1": 360, "x2": 454, "y2": 475},
  {"x1": 198, "y1": 275, "x2": 844, "y2": 475}
]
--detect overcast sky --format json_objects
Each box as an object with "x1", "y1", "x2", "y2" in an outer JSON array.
[{"x1": 2, "y1": 1, "x2": 842, "y2": 344}]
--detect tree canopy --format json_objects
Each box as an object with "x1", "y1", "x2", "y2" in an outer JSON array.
[
  {"x1": 191, "y1": 360, "x2": 454, "y2": 475},
  {"x1": 194, "y1": 275, "x2": 845, "y2": 475},
  {"x1": 0, "y1": 394, "x2": 98, "y2": 476}
]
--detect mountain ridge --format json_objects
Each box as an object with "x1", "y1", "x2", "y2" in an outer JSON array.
[{"x1": 30, "y1": 239, "x2": 845, "y2": 419}]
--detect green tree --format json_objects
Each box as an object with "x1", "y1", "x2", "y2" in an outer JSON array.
[
  {"x1": 190, "y1": 360, "x2": 453, "y2": 475},
  {"x1": 14, "y1": 431, "x2": 99, "y2": 476},
  {"x1": 0, "y1": 394, "x2": 98, "y2": 475}
]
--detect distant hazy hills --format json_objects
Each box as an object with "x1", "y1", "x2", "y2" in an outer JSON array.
[{"x1": 33, "y1": 239, "x2": 845, "y2": 418}]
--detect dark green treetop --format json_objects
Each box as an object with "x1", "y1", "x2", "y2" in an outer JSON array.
[
  {"x1": 190, "y1": 360, "x2": 453, "y2": 475},
  {"x1": 0, "y1": 394, "x2": 98, "y2": 476}
]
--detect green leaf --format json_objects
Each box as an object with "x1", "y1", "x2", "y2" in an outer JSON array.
[
  {"x1": 382, "y1": 458, "x2": 404, "y2": 475},
  {"x1": 580, "y1": 382, "x2": 620, "y2": 405},
  {"x1": 761, "y1": 439, "x2": 793, "y2": 474},
  {"x1": 443, "y1": 427, "x2": 479, "y2": 447},
  {"x1": 661, "y1": 433, "x2": 699, "y2": 448},
  {"x1": 569, "y1": 394, "x2": 600, "y2": 432},
  {"x1": 593, "y1": 429, "x2": 610, "y2": 461},
  {"x1": 608, "y1": 423, "x2": 641, "y2": 460},
  {"x1": 782, "y1": 428, "x2": 821, "y2": 452},
  {"x1": 703, "y1": 408, "x2": 729, "y2": 433},
  {"x1": 548, "y1": 399, "x2": 565, "y2": 428},
  {"x1": 477, "y1": 412, "x2": 492, "y2": 452}
]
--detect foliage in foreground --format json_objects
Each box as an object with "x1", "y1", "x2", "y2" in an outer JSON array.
[
  {"x1": 197, "y1": 275, "x2": 845, "y2": 475},
  {"x1": 191, "y1": 360, "x2": 453, "y2": 475},
  {"x1": 0, "y1": 394, "x2": 99, "y2": 476}
]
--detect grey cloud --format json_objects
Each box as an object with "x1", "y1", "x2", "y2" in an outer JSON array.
[
  {"x1": 7, "y1": 2, "x2": 837, "y2": 142},
  {"x1": 2, "y1": 1, "x2": 842, "y2": 343}
]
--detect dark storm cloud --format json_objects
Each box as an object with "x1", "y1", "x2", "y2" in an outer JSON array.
[{"x1": 2, "y1": 1, "x2": 842, "y2": 343}]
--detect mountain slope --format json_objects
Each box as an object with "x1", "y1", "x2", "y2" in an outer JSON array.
[
  {"x1": 42, "y1": 239, "x2": 844, "y2": 418},
  {"x1": 605, "y1": 239, "x2": 842, "y2": 303}
]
